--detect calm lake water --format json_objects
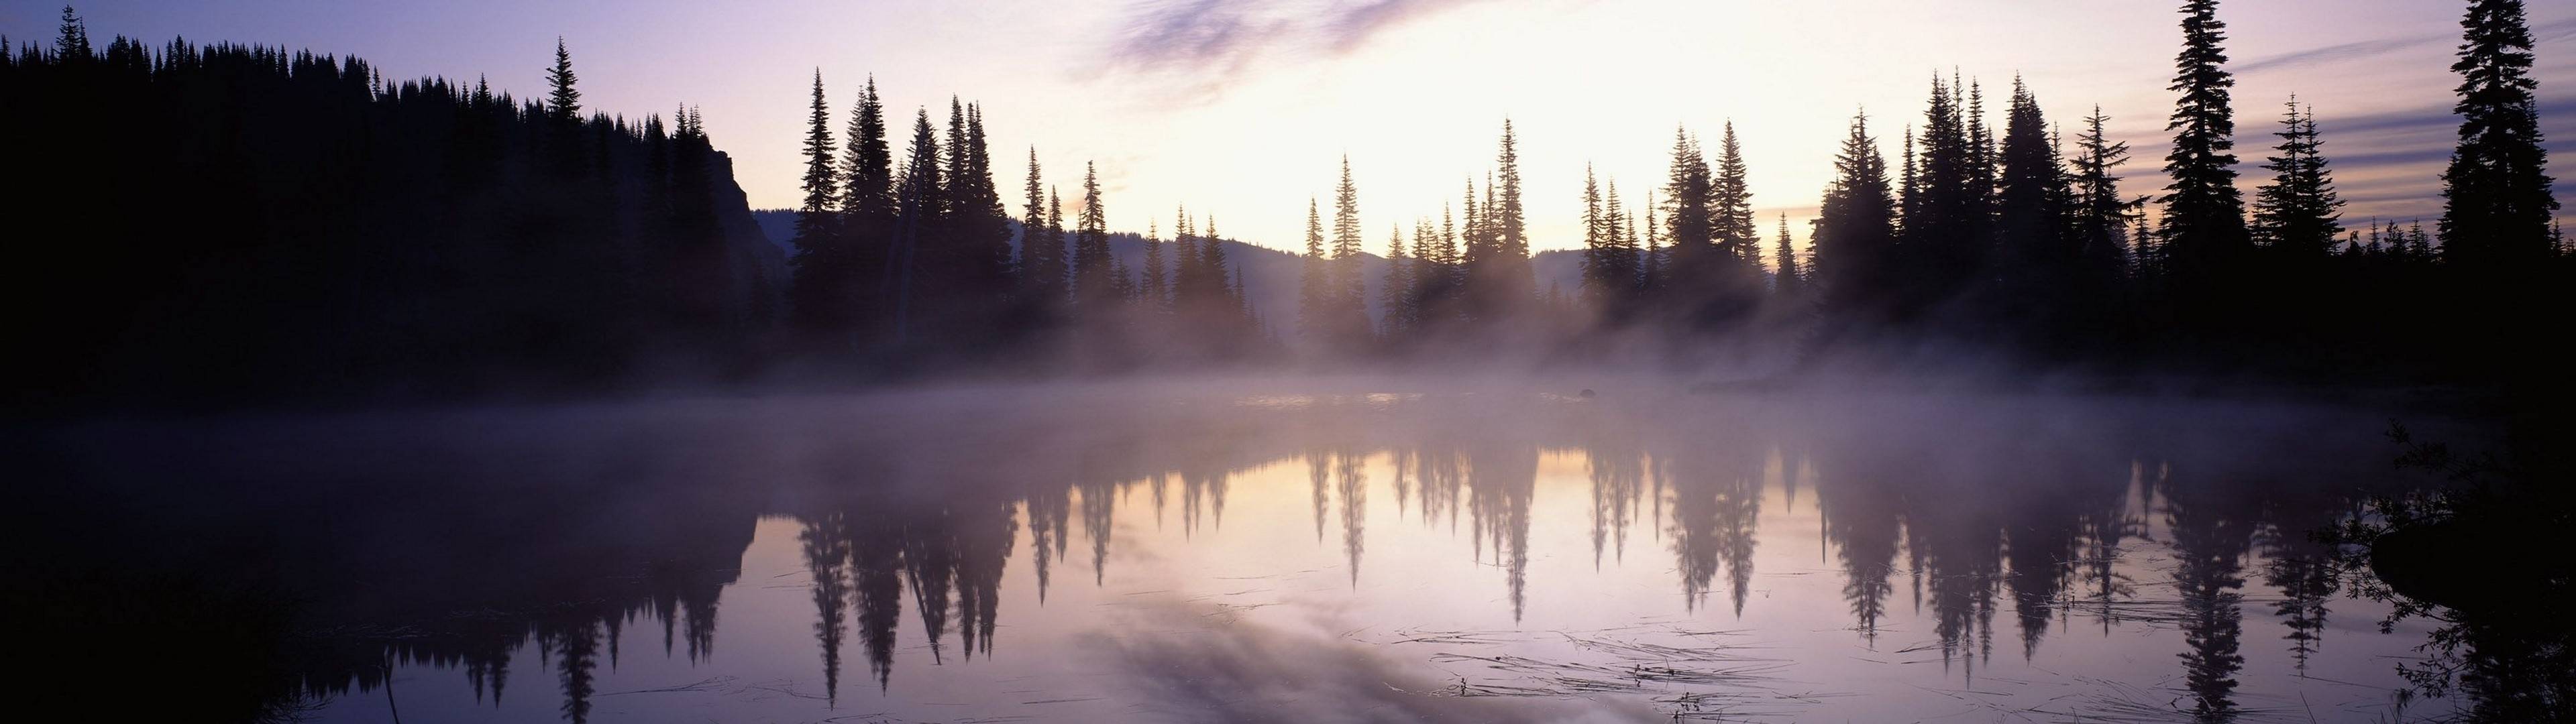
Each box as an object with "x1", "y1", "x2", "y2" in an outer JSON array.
[{"x1": 22, "y1": 384, "x2": 2475, "y2": 722}]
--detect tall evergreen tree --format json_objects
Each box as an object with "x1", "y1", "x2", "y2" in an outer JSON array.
[
  {"x1": 1141, "y1": 220, "x2": 1169, "y2": 311},
  {"x1": 1773, "y1": 214, "x2": 1804, "y2": 300},
  {"x1": 1382, "y1": 225, "x2": 1413, "y2": 339},
  {"x1": 2250, "y1": 99, "x2": 2345, "y2": 257},
  {"x1": 1813, "y1": 111, "x2": 1898, "y2": 320},
  {"x1": 1711, "y1": 122, "x2": 1756, "y2": 263},
  {"x1": 545, "y1": 38, "x2": 580, "y2": 123},
  {"x1": 1992, "y1": 78, "x2": 2067, "y2": 304},
  {"x1": 1019, "y1": 148, "x2": 1066, "y2": 305},
  {"x1": 788, "y1": 70, "x2": 848, "y2": 333},
  {"x1": 1297, "y1": 198, "x2": 1328, "y2": 340},
  {"x1": 887, "y1": 109, "x2": 943, "y2": 343},
  {"x1": 2158, "y1": 0, "x2": 2251, "y2": 286},
  {"x1": 2440, "y1": 0, "x2": 2559, "y2": 267},
  {"x1": 2069, "y1": 107, "x2": 2139, "y2": 279},
  {"x1": 1069, "y1": 162, "x2": 1114, "y2": 309}
]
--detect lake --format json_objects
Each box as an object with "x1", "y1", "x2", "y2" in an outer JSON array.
[{"x1": 17, "y1": 383, "x2": 2480, "y2": 722}]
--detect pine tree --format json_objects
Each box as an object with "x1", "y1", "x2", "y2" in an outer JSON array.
[
  {"x1": 1908, "y1": 73, "x2": 1983, "y2": 300},
  {"x1": 2159, "y1": 0, "x2": 2251, "y2": 286},
  {"x1": 1141, "y1": 219, "x2": 1169, "y2": 311},
  {"x1": 1297, "y1": 199, "x2": 1329, "y2": 340},
  {"x1": 788, "y1": 70, "x2": 847, "y2": 332},
  {"x1": 546, "y1": 38, "x2": 580, "y2": 123},
  {"x1": 1330, "y1": 158, "x2": 1370, "y2": 343},
  {"x1": 1580, "y1": 164, "x2": 1611, "y2": 305},
  {"x1": 53, "y1": 5, "x2": 89, "y2": 61},
  {"x1": 1019, "y1": 148, "x2": 1066, "y2": 305},
  {"x1": 1773, "y1": 214, "x2": 1803, "y2": 299},
  {"x1": 1661, "y1": 127, "x2": 1716, "y2": 274},
  {"x1": 1382, "y1": 224, "x2": 1412, "y2": 339},
  {"x1": 2250, "y1": 99, "x2": 2345, "y2": 257},
  {"x1": 1813, "y1": 111, "x2": 1898, "y2": 318},
  {"x1": 2441, "y1": 0, "x2": 2559, "y2": 267},
  {"x1": 1993, "y1": 77, "x2": 2066, "y2": 302},
  {"x1": 1711, "y1": 121, "x2": 1756, "y2": 263},
  {"x1": 1601, "y1": 180, "x2": 1637, "y2": 302},
  {"x1": 2069, "y1": 106, "x2": 2138, "y2": 278},
  {"x1": 888, "y1": 109, "x2": 943, "y2": 342},
  {"x1": 841, "y1": 77, "x2": 893, "y2": 229},
  {"x1": 1457, "y1": 121, "x2": 1535, "y2": 320},
  {"x1": 1071, "y1": 162, "x2": 1114, "y2": 309}
]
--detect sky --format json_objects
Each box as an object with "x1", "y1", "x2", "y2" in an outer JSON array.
[{"x1": 8, "y1": 0, "x2": 2573, "y2": 255}]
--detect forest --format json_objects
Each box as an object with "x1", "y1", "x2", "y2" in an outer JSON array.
[{"x1": 2, "y1": 0, "x2": 2565, "y2": 406}]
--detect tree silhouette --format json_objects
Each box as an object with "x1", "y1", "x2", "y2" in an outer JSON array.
[
  {"x1": 2441, "y1": 0, "x2": 2559, "y2": 268},
  {"x1": 2158, "y1": 0, "x2": 2251, "y2": 296},
  {"x1": 2250, "y1": 99, "x2": 2345, "y2": 257}
]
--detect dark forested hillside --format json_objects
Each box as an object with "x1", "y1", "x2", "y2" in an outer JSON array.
[{"x1": 2, "y1": 28, "x2": 784, "y2": 406}]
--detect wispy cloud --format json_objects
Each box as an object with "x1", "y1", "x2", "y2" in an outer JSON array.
[
  {"x1": 1096, "y1": 0, "x2": 1499, "y2": 105},
  {"x1": 2236, "y1": 36, "x2": 2437, "y2": 75}
]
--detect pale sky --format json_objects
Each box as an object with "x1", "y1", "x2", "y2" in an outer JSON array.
[{"x1": 9, "y1": 0, "x2": 2572, "y2": 253}]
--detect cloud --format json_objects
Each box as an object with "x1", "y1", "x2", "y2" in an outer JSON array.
[
  {"x1": 1095, "y1": 0, "x2": 1499, "y2": 105},
  {"x1": 2235, "y1": 36, "x2": 2438, "y2": 76}
]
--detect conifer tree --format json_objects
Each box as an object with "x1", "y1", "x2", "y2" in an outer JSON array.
[
  {"x1": 2069, "y1": 107, "x2": 2138, "y2": 277},
  {"x1": 1141, "y1": 220, "x2": 1169, "y2": 311},
  {"x1": 1297, "y1": 198, "x2": 1328, "y2": 339},
  {"x1": 1813, "y1": 111, "x2": 1898, "y2": 318},
  {"x1": 546, "y1": 38, "x2": 580, "y2": 124},
  {"x1": 2159, "y1": 0, "x2": 2251, "y2": 286},
  {"x1": 1383, "y1": 225, "x2": 1412, "y2": 339},
  {"x1": 841, "y1": 78, "x2": 893, "y2": 230},
  {"x1": 1601, "y1": 180, "x2": 1636, "y2": 300},
  {"x1": 2440, "y1": 0, "x2": 2558, "y2": 266},
  {"x1": 1774, "y1": 214, "x2": 1803, "y2": 299},
  {"x1": 1071, "y1": 162, "x2": 1114, "y2": 309},
  {"x1": 1661, "y1": 127, "x2": 1716, "y2": 272},
  {"x1": 1019, "y1": 149, "x2": 1066, "y2": 304},
  {"x1": 789, "y1": 70, "x2": 847, "y2": 332},
  {"x1": 1580, "y1": 164, "x2": 1611, "y2": 304},
  {"x1": 1993, "y1": 77, "x2": 2066, "y2": 300},
  {"x1": 888, "y1": 109, "x2": 943, "y2": 342},
  {"x1": 1711, "y1": 122, "x2": 1756, "y2": 262},
  {"x1": 1330, "y1": 158, "x2": 1370, "y2": 342},
  {"x1": 2250, "y1": 99, "x2": 2345, "y2": 257}
]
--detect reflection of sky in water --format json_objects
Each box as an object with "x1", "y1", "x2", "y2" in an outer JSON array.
[{"x1": 265, "y1": 396, "x2": 2432, "y2": 723}]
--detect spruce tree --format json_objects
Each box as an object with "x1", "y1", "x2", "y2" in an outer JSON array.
[
  {"x1": 546, "y1": 38, "x2": 580, "y2": 124},
  {"x1": 2069, "y1": 107, "x2": 2138, "y2": 278},
  {"x1": 2159, "y1": 0, "x2": 2251, "y2": 286},
  {"x1": 2440, "y1": 0, "x2": 2558, "y2": 266},
  {"x1": 1711, "y1": 122, "x2": 1756, "y2": 263},
  {"x1": 1331, "y1": 158, "x2": 1369, "y2": 343},
  {"x1": 1993, "y1": 77, "x2": 2065, "y2": 302},
  {"x1": 841, "y1": 77, "x2": 893, "y2": 230},
  {"x1": 2250, "y1": 99, "x2": 2345, "y2": 257},
  {"x1": 1813, "y1": 112, "x2": 1898, "y2": 318},
  {"x1": 53, "y1": 5, "x2": 88, "y2": 61},
  {"x1": 1071, "y1": 162, "x2": 1114, "y2": 309},
  {"x1": 888, "y1": 109, "x2": 943, "y2": 342},
  {"x1": 1382, "y1": 225, "x2": 1412, "y2": 339},
  {"x1": 1141, "y1": 220, "x2": 1169, "y2": 311},
  {"x1": 1020, "y1": 149, "x2": 1065, "y2": 304},
  {"x1": 1774, "y1": 214, "x2": 1803, "y2": 299},
  {"x1": 788, "y1": 70, "x2": 847, "y2": 332},
  {"x1": 1297, "y1": 199, "x2": 1328, "y2": 339}
]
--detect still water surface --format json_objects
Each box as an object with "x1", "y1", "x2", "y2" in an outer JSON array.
[{"x1": 28, "y1": 385, "x2": 2461, "y2": 722}]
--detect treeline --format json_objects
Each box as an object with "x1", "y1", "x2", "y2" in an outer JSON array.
[
  {"x1": 783, "y1": 0, "x2": 2566, "y2": 381},
  {"x1": 1789, "y1": 0, "x2": 2565, "y2": 381},
  {"x1": 3, "y1": 9, "x2": 784, "y2": 406},
  {"x1": 780, "y1": 74, "x2": 1278, "y2": 371}
]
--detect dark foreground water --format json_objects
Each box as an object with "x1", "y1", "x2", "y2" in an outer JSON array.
[{"x1": 17, "y1": 384, "x2": 2504, "y2": 722}]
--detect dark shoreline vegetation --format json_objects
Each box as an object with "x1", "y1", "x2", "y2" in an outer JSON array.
[
  {"x1": 0, "y1": 1, "x2": 2567, "y2": 412},
  {"x1": 4, "y1": 0, "x2": 2570, "y2": 721}
]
